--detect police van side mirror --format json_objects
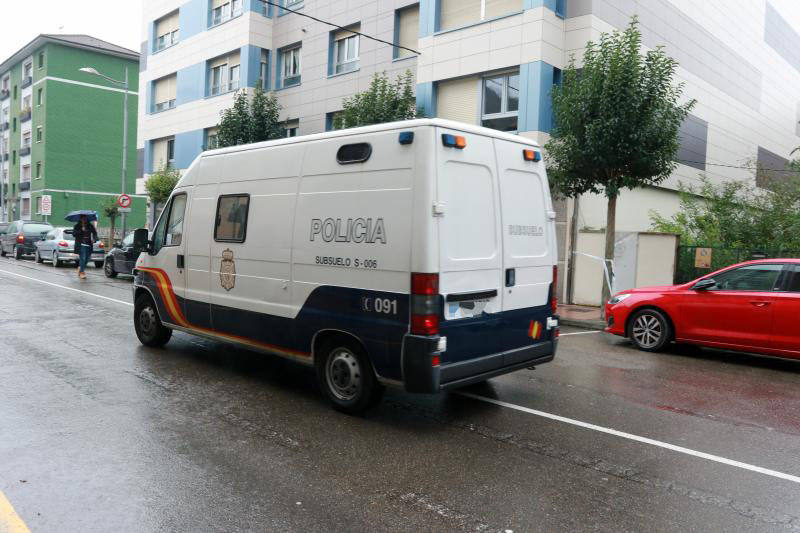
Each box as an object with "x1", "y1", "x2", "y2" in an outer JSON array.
[{"x1": 133, "y1": 228, "x2": 151, "y2": 254}]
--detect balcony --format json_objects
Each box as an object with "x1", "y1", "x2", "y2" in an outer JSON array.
[
  {"x1": 0, "y1": 121, "x2": 8, "y2": 131},
  {"x1": 209, "y1": 80, "x2": 240, "y2": 97},
  {"x1": 0, "y1": 89, "x2": 8, "y2": 100},
  {"x1": 1, "y1": 153, "x2": 7, "y2": 161},
  {"x1": 19, "y1": 145, "x2": 31, "y2": 156},
  {"x1": 19, "y1": 181, "x2": 30, "y2": 191},
  {"x1": 20, "y1": 108, "x2": 31, "y2": 122},
  {"x1": 152, "y1": 99, "x2": 176, "y2": 113},
  {"x1": 21, "y1": 76, "x2": 32, "y2": 89}
]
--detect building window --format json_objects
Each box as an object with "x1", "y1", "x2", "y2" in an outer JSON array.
[
  {"x1": 38, "y1": 51, "x2": 44, "y2": 69},
  {"x1": 12, "y1": 118, "x2": 16, "y2": 132},
  {"x1": 209, "y1": 51, "x2": 240, "y2": 95},
  {"x1": 333, "y1": 30, "x2": 359, "y2": 74},
  {"x1": 283, "y1": 119, "x2": 299, "y2": 137},
  {"x1": 211, "y1": 0, "x2": 242, "y2": 27},
  {"x1": 12, "y1": 150, "x2": 15, "y2": 164},
  {"x1": 206, "y1": 129, "x2": 219, "y2": 150},
  {"x1": 1, "y1": 76, "x2": 8, "y2": 91},
  {"x1": 23, "y1": 62, "x2": 32, "y2": 79},
  {"x1": 36, "y1": 126, "x2": 42, "y2": 143},
  {"x1": 37, "y1": 88, "x2": 43, "y2": 106},
  {"x1": 260, "y1": 50, "x2": 269, "y2": 89},
  {"x1": 155, "y1": 11, "x2": 180, "y2": 52},
  {"x1": 36, "y1": 196, "x2": 42, "y2": 214},
  {"x1": 326, "y1": 111, "x2": 343, "y2": 131},
  {"x1": 21, "y1": 197, "x2": 30, "y2": 218},
  {"x1": 22, "y1": 164, "x2": 31, "y2": 181},
  {"x1": 481, "y1": 72, "x2": 519, "y2": 133},
  {"x1": 22, "y1": 95, "x2": 31, "y2": 112},
  {"x1": 153, "y1": 74, "x2": 177, "y2": 112},
  {"x1": 22, "y1": 131, "x2": 31, "y2": 149},
  {"x1": 167, "y1": 139, "x2": 175, "y2": 168},
  {"x1": 394, "y1": 4, "x2": 419, "y2": 59},
  {"x1": 281, "y1": 46, "x2": 301, "y2": 87},
  {"x1": 285, "y1": 0, "x2": 302, "y2": 6},
  {"x1": 35, "y1": 161, "x2": 42, "y2": 178},
  {"x1": 440, "y1": 0, "x2": 522, "y2": 31}
]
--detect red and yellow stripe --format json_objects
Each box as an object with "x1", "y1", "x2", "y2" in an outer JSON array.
[
  {"x1": 528, "y1": 320, "x2": 542, "y2": 340},
  {"x1": 138, "y1": 267, "x2": 310, "y2": 359}
]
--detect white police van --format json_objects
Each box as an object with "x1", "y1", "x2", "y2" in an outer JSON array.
[{"x1": 132, "y1": 119, "x2": 559, "y2": 413}]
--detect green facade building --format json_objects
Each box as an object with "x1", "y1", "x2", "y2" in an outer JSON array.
[{"x1": 0, "y1": 35, "x2": 145, "y2": 234}]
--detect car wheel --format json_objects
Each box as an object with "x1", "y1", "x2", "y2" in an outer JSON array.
[
  {"x1": 52, "y1": 251, "x2": 61, "y2": 267},
  {"x1": 94, "y1": 260, "x2": 104, "y2": 268},
  {"x1": 35, "y1": 249, "x2": 43, "y2": 263},
  {"x1": 104, "y1": 257, "x2": 117, "y2": 278},
  {"x1": 14, "y1": 245, "x2": 23, "y2": 260},
  {"x1": 629, "y1": 308, "x2": 672, "y2": 352},
  {"x1": 134, "y1": 293, "x2": 172, "y2": 347},
  {"x1": 316, "y1": 340, "x2": 384, "y2": 414}
]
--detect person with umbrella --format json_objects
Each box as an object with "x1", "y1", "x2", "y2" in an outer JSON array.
[{"x1": 66, "y1": 210, "x2": 98, "y2": 279}]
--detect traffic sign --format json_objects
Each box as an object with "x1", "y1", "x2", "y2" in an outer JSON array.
[
  {"x1": 117, "y1": 207, "x2": 132, "y2": 213},
  {"x1": 41, "y1": 195, "x2": 52, "y2": 216},
  {"x1": 117, "y1": 194, "x2": 132, "y2": 208}
]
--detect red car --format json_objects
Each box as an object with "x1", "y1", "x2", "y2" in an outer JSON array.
[{"x1": 605, "y1": 259, "x2": 800, "y2": 359}]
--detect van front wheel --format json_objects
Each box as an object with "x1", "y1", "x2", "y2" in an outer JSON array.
[
  {"x1": 134, "y1": 294, "x2": 172, "y2": 347},
  {"x1": 317, "y1": 341, "x2": 384, "y2": 414}
]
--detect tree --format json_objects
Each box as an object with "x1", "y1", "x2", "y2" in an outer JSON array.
[
  {"x1": 100, "y1": 197, "x2": 119, "y2": 244},
  {"x1": 651, "y1": 176, "x2": 800, "y2": 253},
  {"x1": 546, "y1": 17, "x2": 695, "y2": 306},
  {"x1": 333, "y1": 70, "x2": 421, "y2": 129},
  {"x1": 145, "y1": 165, "x2": 181, "y2": 223},
  {"x1": 217, "y1": 86, "x2": 282, "y2": 148}
]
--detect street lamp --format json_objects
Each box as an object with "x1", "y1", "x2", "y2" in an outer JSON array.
[{"x1": 79, "y1": 65, "x2": 129, "y2": 238}]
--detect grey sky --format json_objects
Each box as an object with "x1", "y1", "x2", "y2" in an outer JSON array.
[{"x1": 0, "y1": 0, "x2": 143, "y2": 60}]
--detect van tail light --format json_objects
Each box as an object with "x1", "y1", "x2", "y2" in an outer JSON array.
[
  {"x1": 411, "y1": 273, "x2": 440, "y2": 336},
  {"x1": 550, "y1": 265, "x2": 558, "y2": 314},
  {"x1": 58, "y1": 241, "x2": 69, "y2": 248},
  {"x1": 16, "y1": 234, "x2": 24, "y2": 243}
]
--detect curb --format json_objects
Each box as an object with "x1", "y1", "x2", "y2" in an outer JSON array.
[{"x1": 559, "y1": 317, "x2": 606, "y2": 331}]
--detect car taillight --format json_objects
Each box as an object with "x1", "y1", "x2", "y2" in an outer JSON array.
[
  {"x1": 16, "y1": 234, "x2": 24, "y2": 243},
  {"x1": 98, "y1": 241, "x2": 104, "y2": 248},
  {"x1": 551, "y1": 265, "x2": 558, "y2": 314},
  {"x1": 58, "y1": 241, "x2": 69, "y2": 248},
  {"x1": 411, "y1": 273, "x2": 440, "y2": 336}
]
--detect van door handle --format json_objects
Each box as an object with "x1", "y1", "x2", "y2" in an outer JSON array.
[
  {"x1": 177, "y1": 254, "x2": 184, "y2": 269},
  {"x1": 505, "y1": 268, "x2": 516, "y2": 287}
]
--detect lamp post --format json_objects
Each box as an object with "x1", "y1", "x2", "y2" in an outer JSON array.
[{"x1": 79, "y1": 66, "x2": 129, "y2": 239}]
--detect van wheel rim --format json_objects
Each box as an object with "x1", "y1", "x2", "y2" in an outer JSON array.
[
  {"x1": 139, "y1": 306, "x2": 157, "y2": 338},
  {"x1": 633, "y1": 314, "x2": 662, "y2": 348},
  {"x1": 326, "y1": 349, "x2": 361, "y2": 401}
]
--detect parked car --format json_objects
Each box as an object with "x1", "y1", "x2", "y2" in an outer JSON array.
[
  {"x1": 104, "y1": 232, "x2": 138, "y2": 277},
  {"x1": 0, "y1": 222, "x2": 9, "y2": 237},
  {"x1": 0, "y1": 220, "x2": 53, "y2": 259},
  {"x1": 34, "y1": 226, "x2": 105, "y2": 267},
  {"x1": 605, "y1": 259, "x2": 800, "y2": 360}
]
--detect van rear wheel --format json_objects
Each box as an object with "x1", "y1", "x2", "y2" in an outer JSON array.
[
  {"x1": 134, "y1": 293, "x2": 172, "y2": 347},
  {"x1": 317, "y1": 341, "x2": 384, "y2": 414}
]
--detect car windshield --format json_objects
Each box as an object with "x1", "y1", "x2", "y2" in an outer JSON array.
[{"x1": 24, "y1": 223, "x2": 53, "y2": 234}]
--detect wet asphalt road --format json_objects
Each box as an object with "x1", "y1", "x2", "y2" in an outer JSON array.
[{"x1": 1, "y1": 256, "x2": 800, "y2": 532}]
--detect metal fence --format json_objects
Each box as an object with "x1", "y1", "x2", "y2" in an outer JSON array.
[{"x1": 675, "y1": 246, "x2": 800, "y2": 283}]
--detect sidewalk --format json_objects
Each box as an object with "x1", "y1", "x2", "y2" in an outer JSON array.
[{"x1": 559, "y1": 304, "x2": 606, "y2": 330}]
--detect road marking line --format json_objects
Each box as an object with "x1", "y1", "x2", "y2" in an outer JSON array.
[
  {"x1": 0, "y1": 268, "x2": 133, "y2": 307},
  {"x1": 0, "y1": 490, "x2": 30, "y2": 533},
  {"x1": 560, "y1": 330, "x2": 601, "y2": 336},
  {"x1": 459, "y1": 392, "x2": 800, "y2": 485}
]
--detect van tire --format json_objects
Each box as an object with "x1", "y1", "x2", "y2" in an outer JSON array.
[
  {"x1": 134, "y1": 293, "x2": 172, "y2": 348},
  {"x1": 316, "y1": 340, "x2": 384, "y2": 414}
]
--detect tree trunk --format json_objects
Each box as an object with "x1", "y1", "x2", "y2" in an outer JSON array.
[
  {"x1": 110, "y1": 217, "x2": 116, "y2": 248},
  {"x1": 601, "y1": 194, "x2": 617, "y2": 317}
]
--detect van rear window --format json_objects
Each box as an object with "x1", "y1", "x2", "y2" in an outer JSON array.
[
  {"x1": 336, "y1": 143, "x2": 372, "y2": 164},
  {"x1": 215, "y1": 195, "x2": 250, "y2": 243}
]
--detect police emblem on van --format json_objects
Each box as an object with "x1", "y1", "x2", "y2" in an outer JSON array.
[{"x1": 220, "y1": 249, "x2": 236, "y2": 291}]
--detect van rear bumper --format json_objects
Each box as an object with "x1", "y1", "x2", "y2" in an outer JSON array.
[{"x1": 401, "y1": 335, "x2": 557, "y2": 394}]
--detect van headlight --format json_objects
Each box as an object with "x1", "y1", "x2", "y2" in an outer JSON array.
[{"x1": 608, "y1": 294, "x2": 632, "y2": 305}]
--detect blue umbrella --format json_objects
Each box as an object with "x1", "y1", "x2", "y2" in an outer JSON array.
[{"x1": 65, "y1": 210, "x2": 98, "y2": 223}]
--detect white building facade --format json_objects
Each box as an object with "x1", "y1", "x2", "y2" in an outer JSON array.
[{"x1": 138, "y1": 0, "x2": 800, "y2": 298}]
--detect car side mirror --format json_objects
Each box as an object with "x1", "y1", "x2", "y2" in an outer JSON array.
[
  {"x1": 132, "y1": 228, "x2": 151, "y2": 254},
  {"x1": 64, "y1": 229, "x2": 73, "y2": 236},
  {"x1": 691, "y1": 278, "x2": 716, "y2": 291}
]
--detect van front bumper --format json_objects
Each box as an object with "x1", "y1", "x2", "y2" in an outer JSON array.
[{"x1": 401, "y1": 334, "x2": 557, "y2": 394}]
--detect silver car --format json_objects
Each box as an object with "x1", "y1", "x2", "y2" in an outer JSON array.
[{"x1": 35, "y1": 227, "x2": 105, "y2": 268}]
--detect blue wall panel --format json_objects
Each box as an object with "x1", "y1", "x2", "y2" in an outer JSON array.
[
  {"x1": 518, "y1": 61, "x2": 557, "y2": 133},
  {"x1": 144, "y1": 141, "x2": 153, "y2": 174},
  {"x1": 176, "y1": 62, "x2": 206, "y2": 105},
  {"x1": 175, "y1": 129, "x2": 205, "y2": 169},
  {"x1": 241, "y1": 45, "x2": 263, "y2": 89},
  {"x1": 416, "y1": 82, "x2": 436, "y2": 118},
  {"x1": 179, "y1": 0, "x2": 208, "y2": 40},
  {"x1": 418, "y1": 0, "x2": 440, "y2": 37}
]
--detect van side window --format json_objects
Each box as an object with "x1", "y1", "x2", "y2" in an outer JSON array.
[
  {"x1": 215, "y1": 194, "x2": 249, "y2": 243},
  {"x1": 336, "y1": 143, "x2": 372, "y2": 164},
  {"x1": 165, "y1": 194, "x2": 187, "y2": 246},
  {"x1": 151, "y1": 198, "x2": 171, "y2": 254}
]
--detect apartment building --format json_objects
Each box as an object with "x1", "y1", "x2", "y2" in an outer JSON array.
[
  {"x1": 0, "y1": 35, "x2": 145, "y2": 229},
  {"x1": 139, "y1": 0, "x2": 800, "y2": 299}
]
